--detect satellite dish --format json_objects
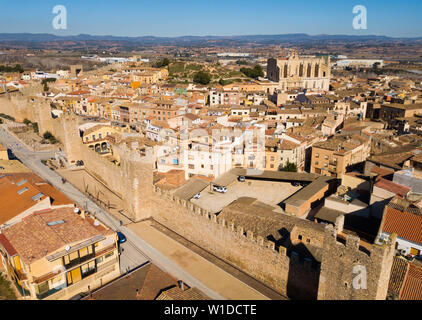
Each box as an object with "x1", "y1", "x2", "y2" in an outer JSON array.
[{"x1": 65, "y1": 245, "x2": 71, "y2": 251}]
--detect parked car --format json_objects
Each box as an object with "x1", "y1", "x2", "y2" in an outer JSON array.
[
  {"x1": 238, "y1": 176, "x2": 245, "y2": 182},
  {"x1": 213, "y1": 185, "x2": 227, "y2": 193},
  {"x1": 291, "y1": 181, "x2": 300, "y2": 187},
  {"x1": 117, "y1": 232, "x2": 127, "y2": 244},
  {"x1": 193, "y1": 193, "x2": 201, "y2": 199}
]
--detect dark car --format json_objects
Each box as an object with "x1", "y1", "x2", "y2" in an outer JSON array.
[{"x1": 117, "y1": 232, "x2": 127, "y2": 244}]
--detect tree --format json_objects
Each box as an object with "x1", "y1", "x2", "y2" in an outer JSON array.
[
  {"x1": 279, "y1": 161, "x2": 298, "y2": 172},
  {"x1": 32, "y1": 122, "x2": 39, "y2": 133},
  {"x1": 153, "y1": 58, "x2": 170, "y2": 68},
  {"x1": 240, "y1": 64, "x2": 264, "y2": 79},
  {"x1": 23, "y1": 118, "x2": 31, "y2": 125},
  {"x1": 43, "y1": 131, "x2": 53, "y2": 140},
  {"x1": 193, "y1": 71, "x2": 211, "y2": 85}
]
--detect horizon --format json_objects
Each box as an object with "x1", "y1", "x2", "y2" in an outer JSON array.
[
  {"x1": 0, "y1": 32, "x2": 420, "y2": 39},
  {"x1": 1, "y1": 0, "x2": 422, "y2": 38}
]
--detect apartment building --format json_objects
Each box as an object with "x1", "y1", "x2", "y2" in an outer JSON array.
[
  {"x1": 0, "y1": 207, "x2": 120, "y2": 300},
  {"x1": 209, "y1": 88, "x2": 240, "y2": 106},
  {"x1": 311, "y1": 135, "x2": 371, "y2": 178}
]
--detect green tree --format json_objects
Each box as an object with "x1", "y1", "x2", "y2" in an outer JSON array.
[
  {"x1": 193, "y1": 71, "x2": 211, "y2": 85},
  {"x1": 153, "y1": 58, "x2": 170, "y2": 68},
  {"x1": 240, "y1": 64, "x2": 264, "y2": 79},
  {"x1": 23, "y1": 118, "x2": 31, "y2": 125},
  {"x1": 279, "y1": 161, "x2": 298, "y2": 172},
  {"x1": 43, "y1": 131, "x2": 53, "y2": 140},
  {"x1": 32, "y1": 122, "x2": 39, "y2": 133}
]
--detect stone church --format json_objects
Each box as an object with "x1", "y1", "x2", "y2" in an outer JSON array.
[{"x1": 267, "y1": 50, "x2": 331, "y2": 92}]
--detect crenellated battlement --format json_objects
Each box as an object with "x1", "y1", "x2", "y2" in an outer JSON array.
[{"x1": 153, "y1": 184, "x2": 287, "y2": 258}]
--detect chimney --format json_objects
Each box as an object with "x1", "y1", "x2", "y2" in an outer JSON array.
[{"x1": 178, "y1": 280, "x2": 185, "y2": 291}]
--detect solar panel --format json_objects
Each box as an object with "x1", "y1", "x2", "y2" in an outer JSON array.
[
  {"x1": 16, "y1": 179, "x2": 27, "y2": 186},
  {"x1": 47, "y1": 220, "x2": 65, "y2": 226},
  {"x1": 17, "y1": 187, "x2": 28, "y2": 195},
  {"x1": 32, "y1": 193, "x2": 44, "y2": 201}
]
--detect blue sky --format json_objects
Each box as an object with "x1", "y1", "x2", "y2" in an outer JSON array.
[{"x1": 1, "y1": 0, "x2": 421, "y2": 37}]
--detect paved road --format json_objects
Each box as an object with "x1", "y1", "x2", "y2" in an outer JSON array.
[{"x1": 0, "y1": 125, "x2": 228, "y2": 300}]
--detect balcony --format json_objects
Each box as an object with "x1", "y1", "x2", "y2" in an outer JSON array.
[{"x1": 63, "y1": 252, "x2": 95, "y2": 270}]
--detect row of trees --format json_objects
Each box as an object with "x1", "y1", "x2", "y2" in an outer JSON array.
[{"x1": 0, "y1": 64, "x2": 24, "y2": 73}]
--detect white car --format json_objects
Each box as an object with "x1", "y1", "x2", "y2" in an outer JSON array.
[
  {"x1": 213, "y1": 185, "x2": 227, "y2": 193},
  {"x1": 193, "y1": 193, "x2": 201, "y2": 199}
]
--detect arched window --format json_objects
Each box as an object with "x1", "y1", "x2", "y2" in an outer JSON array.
[
  {"x1": 284, "y1": 64, "x2": 288, "y2": 78},
  {"x1": 314, "y1": 64, "x2": 319, "y2": 78},
  {"x1": 307, "y1": 63, "x2": 312, "y2": 77},
  {"x1": 299, "y1": 64, "x2": 304, "y2": 77}
]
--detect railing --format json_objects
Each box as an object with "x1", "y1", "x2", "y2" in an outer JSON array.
[{"x1": 63, "y1": 252, "x2": 95, "y2": 270}]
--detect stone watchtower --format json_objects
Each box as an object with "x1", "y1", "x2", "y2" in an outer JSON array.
[
  {"x1": 113, "y1": 142, "x2": 155, "y2": 221},
  {"x1": 317, "y1": 224, "x2": 396, "y2": 300}
]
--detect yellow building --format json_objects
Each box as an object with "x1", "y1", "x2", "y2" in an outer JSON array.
[
  {"x1": 0, "y1": 143, "x2": 8, "y2": 160},
  {"x1": 0, "y1": 207, "x2": 120, "y2": 300},
  {"x1": 311, "y1": 135, "x2": 370, "y2": 178}
]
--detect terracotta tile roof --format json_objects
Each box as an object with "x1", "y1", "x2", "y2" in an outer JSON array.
[
  {"x1": 381, "y1": 206, "x2": 422, "y2": 244},
  {"x1": 84, "y1": 263, "x2": 177, "y2": 300},
  {"x1": 156, "y1": 286, "x2": 209, "y2": 300},
  {"x1": 370, "y1": 166, "x2": 394, "y2": 177},
  {"x1": 279, "y1": 139, "x2": 299, "y2": 150},
  {"x1": 35, "y1": 183, "x2": 73, "y2": 206},
  {"x1": 0, "y1": 175, "x2": 48, "y2": 225},
  {"x1": 400, "y1": 263, "x2": 422, "y2": 300},
  {"x1": 2, "y1": 207, "x2": 107, "y2": 264},
  {"x1": 0, "y1": 233, "x2": 17, "y2": 256},
  {"x1": 388, "y1": 256, "x2": 409, "y2": 297},
  {"x1": 375, "y1": 178, "x2": 411, "y2": 198}
]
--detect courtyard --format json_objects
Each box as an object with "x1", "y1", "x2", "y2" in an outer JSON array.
[{"x1": 191, "y1": 178, "x2": 301, "y2": 214}]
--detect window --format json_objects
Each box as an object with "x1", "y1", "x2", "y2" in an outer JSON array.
[
  {"x1": 105, "y1": 252, "x2": 114, "y2": 259},
  {"x1": 298, "y1": 235, "x2": 302, "y2": 240},
  {"x1": 81, "y1": 261, "x2": 96, "y2": 278},
  {"x1": 188, "y1": 164, "x2": 195, "y2": 169},
  {"x1": 79, "y1": 247, "x2": 88, "y2": 258},
  {"x1": 324, "y1": 155, "x2": 329, "y2": 160},
  {"x1": 315, "y1": 153, "x2": 319, "y2": 158},
  {"x1": 96, "y1": 257, "x2": 103, "y2": 264}
]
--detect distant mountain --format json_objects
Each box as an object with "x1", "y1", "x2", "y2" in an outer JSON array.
[
  {"x1": 0, "y1": 33, "x2": 421, "y2": 49},
  {"x1": 1, "y1": 33, "x2": 421, "y2": 42}
]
